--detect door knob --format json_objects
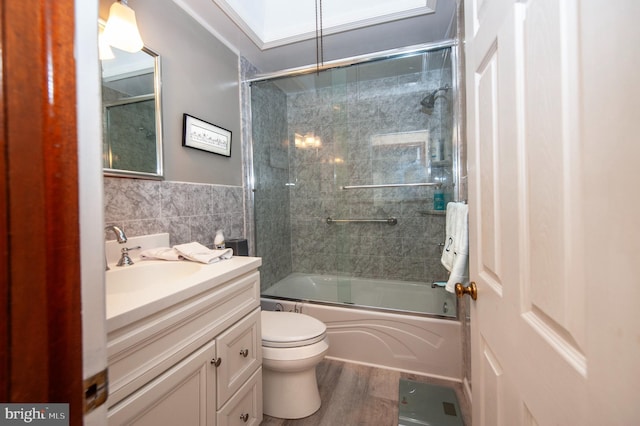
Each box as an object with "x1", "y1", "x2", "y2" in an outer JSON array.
[{"x1": 455, "y1": 282, "x2": 477, "y2": 300}]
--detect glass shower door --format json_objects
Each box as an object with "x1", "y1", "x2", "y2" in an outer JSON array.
[{"x1": 253, "y1": 46, "x2": 458, "y2": 315}]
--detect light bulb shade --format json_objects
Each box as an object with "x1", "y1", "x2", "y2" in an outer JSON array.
[
  {"x1": 103, "y1": 1, "x2": 144, "y2": 53},
  {"x1": 98, "y1": 32, "x2": 115, "y2": 60}
]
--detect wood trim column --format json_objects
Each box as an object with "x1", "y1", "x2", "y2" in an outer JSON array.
[
  {"x1": 2, "y1": 0, "x2": 83, "y2": 423},
  {"x1": 0, "y1": 0, "x2": 8, "y2": 403}
]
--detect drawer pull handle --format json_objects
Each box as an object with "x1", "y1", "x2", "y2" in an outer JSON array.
[
  {"x1": 240, "y1": 413, "x2": 249, "y2": 422},
  {"x1": 239, "y1": 349, "x2": 249, "y2": 357},
  {"x1": 210, "y1": 357, "x2": 222, "y2": 367}
]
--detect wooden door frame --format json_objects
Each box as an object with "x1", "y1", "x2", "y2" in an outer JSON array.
[{"x1": 1, "y1": 0, "x2": 83, "y2": 423}]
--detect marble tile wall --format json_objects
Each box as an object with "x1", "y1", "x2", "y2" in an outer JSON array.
[
  {"x1": 251, "y1": 80, "x2": 293, "y2": 290},
  {"x1": 286, "y1": 68, "x2": 454, "y2": 283},
  {"x1": 240, "y1": 57, "x2": 260, "y2": 258},
  {"x1": 104, "y1": 177, "x2": 244, "y2": 248}
]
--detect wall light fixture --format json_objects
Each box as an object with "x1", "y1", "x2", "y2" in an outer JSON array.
[{"x1": 103, "y1": 0, "x2": 143, "y2": 53}]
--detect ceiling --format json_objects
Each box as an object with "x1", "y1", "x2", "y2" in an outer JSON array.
[{"x1": 174, "y1": 0, "x2": 459, "y2": 73}]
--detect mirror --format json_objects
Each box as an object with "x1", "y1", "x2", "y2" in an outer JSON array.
[{"x1": 101, "y1": 37, "x2": 163, "y2": 178}]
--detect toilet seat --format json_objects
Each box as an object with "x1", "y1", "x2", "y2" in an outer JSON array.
[{"x1": 261, "y1": 311, "x2": 327, "y2": 348}]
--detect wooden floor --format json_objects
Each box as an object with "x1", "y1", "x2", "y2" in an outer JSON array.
[{"x1": 260, "y1": 359, "x2": 471, "y2": 426}]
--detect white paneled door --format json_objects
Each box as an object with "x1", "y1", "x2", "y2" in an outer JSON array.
[{"x1": 465, "y1": 0, "x2": 640, "y2": 424}]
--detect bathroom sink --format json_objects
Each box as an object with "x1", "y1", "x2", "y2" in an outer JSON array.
[
  {"x1": 106, "y1": 260, "x2": 208, "y2": 326},
  {"x1": 105, "y1": 256, "x2": 262, "y2": 331},
  {"x1": 106, "y1": 261, "x2": 203, "y2": 297}
]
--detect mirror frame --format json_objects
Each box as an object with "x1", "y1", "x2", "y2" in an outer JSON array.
[{"x1": 101, "y1": 40, "x2": 164, "y2": 179}]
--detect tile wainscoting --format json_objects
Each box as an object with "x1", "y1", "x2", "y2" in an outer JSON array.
[{"x1": 104, "y1": 177, "x2": 245, "y2": 248}]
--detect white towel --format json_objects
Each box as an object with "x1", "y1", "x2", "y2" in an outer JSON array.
[
  {"x1": 441, "y1": 203, "x2": 458, "y2": 271},
  {"x1": 140, "y1": 247, "x2": 182, "y2": 261},
  {"x1": 173, "y1": 242, "x2": 233, "y2": 264},
  {"x1": 441, "y1": 202, "x2": 469, "y2": 293}
]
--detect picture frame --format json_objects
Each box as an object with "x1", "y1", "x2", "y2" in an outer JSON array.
[{"x1": 182, "y1": 113, "x2": 232, "y2": 157}]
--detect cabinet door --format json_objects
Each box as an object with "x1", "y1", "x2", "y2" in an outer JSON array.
[
  {"x1": 217, "y1": 368, "x2": 262, "y2": 426},
  {"x1": 215, "y1": 308, "x2": 261, "y2": 407},
  {"x1": 108, "y1": 340, "x2": 217, "y2": 426}
]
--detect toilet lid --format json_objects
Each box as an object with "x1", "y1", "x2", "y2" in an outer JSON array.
[{"x1": 261, "y1": 311, "x2": 327, "y2": 348}]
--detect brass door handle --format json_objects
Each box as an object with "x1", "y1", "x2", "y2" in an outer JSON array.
[{"x1": 455, "y1": 282, "x2": 477, "y2": 300}]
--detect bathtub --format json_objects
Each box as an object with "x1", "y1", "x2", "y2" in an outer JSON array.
[
  {"x1": 261, "y1": 273, "x2": 457, "y2": 317},
  {"x1": 261, "y1": 274, "x2": 462, "y2": 381}
]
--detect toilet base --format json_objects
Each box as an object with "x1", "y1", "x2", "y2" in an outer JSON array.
[{"x1": 263, "y1": 366, "x2": 321, "y2": 419}]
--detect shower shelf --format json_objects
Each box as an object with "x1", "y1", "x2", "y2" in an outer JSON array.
[{"x1": 341, "y1": 182, "x2": 441, "y2": 190}]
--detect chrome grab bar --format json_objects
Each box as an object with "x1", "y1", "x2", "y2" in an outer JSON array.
[
  {"x1": 326, "y1": 217, "x2": 398, "y2": 225},
  {"x1": 341, "y1": 182, "x2": 441, "y2": 190}
]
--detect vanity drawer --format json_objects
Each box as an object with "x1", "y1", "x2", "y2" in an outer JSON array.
[
  {"x1": 215, "y1": 308, "x2": 262, "y2": 408},
  {"x1": 216, "y1": 367, "x2": 262, "y2": 426},
  {"x1": 108, "y1": 271, "x2": 260, "y2": 408}
]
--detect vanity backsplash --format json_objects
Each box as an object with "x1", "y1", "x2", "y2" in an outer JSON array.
[{"x1": 104, "y1": 177, "x2": 244, "y2": 248}]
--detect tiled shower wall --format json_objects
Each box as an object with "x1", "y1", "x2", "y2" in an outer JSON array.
[
  {"x1": 103, "y1": 85, "x2": 157, "y2": 174},
  {"x1": 287, "y1": 74, "x2": 451, "y2": 283},
  {"x1": 104, "y1": 177, "x2": 244, "y2": 248},
  {"x1": 250, "y1": 81, "x2": 293, "y2": 290},
  {"x1": 252, "y1": 52, "x2": 455, "y2": 288}
]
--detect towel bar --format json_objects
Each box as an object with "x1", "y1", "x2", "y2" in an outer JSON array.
[{"x1": 325, "y1": 217, "x2": 398, "y2": 225}]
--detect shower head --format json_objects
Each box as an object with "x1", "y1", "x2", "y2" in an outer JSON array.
[{"x1": 420, "y1": 84, "x2": 450, "y2": 114}]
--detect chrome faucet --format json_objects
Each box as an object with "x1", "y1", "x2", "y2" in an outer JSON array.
[
  {"x1": 104, "y1": 225, "x2": 139, "y2": 269},
  {"x1": 116, "y1": 245, "x2": 140, "y2": 267},
  {"x1": 105, "y1": 225, "x2": 127, "y2": 244}
]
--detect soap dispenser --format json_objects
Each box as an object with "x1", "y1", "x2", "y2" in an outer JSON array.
[{"x1": 214, "y1": 230, "x2": 225, "y2": 249}]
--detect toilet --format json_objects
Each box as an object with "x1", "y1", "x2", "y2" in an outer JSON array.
[{"x1": 261, "y1": 310, "x2": 329, "y2": 419}]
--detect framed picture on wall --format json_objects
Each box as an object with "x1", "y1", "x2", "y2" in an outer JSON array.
[{"x1": 182, "y1": 113, "x2": 232, "y2": 157}]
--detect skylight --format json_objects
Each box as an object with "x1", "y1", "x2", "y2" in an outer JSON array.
[{"x1": 213, "y1": 0, "x2": 438, "y2": 49}]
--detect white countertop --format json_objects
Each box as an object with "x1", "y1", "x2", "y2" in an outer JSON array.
[{"x1": 106, "y1": 256, "x2": 262, "y2": 332}]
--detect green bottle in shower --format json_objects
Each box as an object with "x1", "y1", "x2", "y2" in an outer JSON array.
[{"x1": 433, "y1": 188, "x2": 445, "y2": 210}]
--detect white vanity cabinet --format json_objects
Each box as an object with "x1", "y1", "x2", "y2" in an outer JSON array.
[{"x1": 106, "y1": 257, "x2": 263, "y2": 426}]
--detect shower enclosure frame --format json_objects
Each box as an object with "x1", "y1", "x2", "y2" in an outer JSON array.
[{"x1": 242, "y1": 39, "x2": 464, "y2": 261}]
